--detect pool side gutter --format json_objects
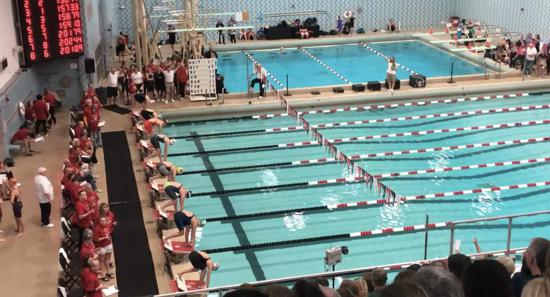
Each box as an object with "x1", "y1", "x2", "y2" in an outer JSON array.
[{"x1": 160, "y1": 80, "x2": 550, "y2": 123}]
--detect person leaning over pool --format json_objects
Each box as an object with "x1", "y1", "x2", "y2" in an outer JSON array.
[
  {"x1": 178, "y1": 251, "x2": 219, "y2": 288},
  {"x1": 145, "y1": 133, "x2": 175, "y2": 161},
  {"x1": 163, "y1": 209, "x2": 203, "y2": 247},
  {"x1": 160, "y1": 181, "x2": 190, "y2": 212}
]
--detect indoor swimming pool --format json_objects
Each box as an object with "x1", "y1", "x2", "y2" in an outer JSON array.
[
  {"x1": 162, "y1": 92, "x2": 550, "y2": 287},
  {"x1": 216, "y1": 40, "x2": 486, "y2": 93}
]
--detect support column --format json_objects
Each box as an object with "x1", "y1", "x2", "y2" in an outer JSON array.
[{"x1": 132, "y1": 0, "x2": 142, "y2": 70}]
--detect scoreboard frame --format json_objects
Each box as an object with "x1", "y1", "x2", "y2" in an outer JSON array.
[{"x1": 16, "y1": 0, "x2": 85, "y2": 65}]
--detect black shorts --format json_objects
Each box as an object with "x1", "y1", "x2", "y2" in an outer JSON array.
[
  {"x1": 189, "y1": 251, "x2": 207, "y2": 270},
  {"x1": 150, "y1": 134, "x2": 162, "y2": 149},
  {"x1": 141, "y1": 110, "x2": 155, "y2": 120},
  {"x1": 168, "y1": 33, "x2": 176, "y2": 45},
  {"x1": 107, "y1": 87, "x2": 118, "y2": 98},
  {"x1": 174, "y1": 211, "x2": 191, "y2": 231},
  {"x1": 164, "y1": 185, "x2": 181, "y2": 200},
  {"x1": 134, "y1": 93, "x2": 146, "y2": 103},
  {"x1": 116, "y1": 44, "x2": 125, "y2": 55},
  {"x1": 145, "y1": 81, "x2": 156, "y2": 92},
  {"x1": 13, "y1": 200, "x2": 22, "y2": 218}
]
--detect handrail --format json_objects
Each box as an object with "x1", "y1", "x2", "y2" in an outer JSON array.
[{"x1": 153, "y1": 247, "x2": 528, "y2": 297}]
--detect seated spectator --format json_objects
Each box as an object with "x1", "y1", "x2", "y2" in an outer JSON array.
[
  {"x1": 363, "y1": 271, "x2": 375, "y2": 293},
  {"x1": 353, "y1": 278, "x2": 369, "y2": 297},
  {"x1": 299, "y1": 28, "x2": 310, "y2": 39},
  {"x1": 246, "y1": 28, "x2": 256, "y2": 40},
  {"x1": 80, "y1": 258, "x2": 104, "y2": 297},
  {"x1": 339, "y1": 279, "x2": 359, "y2": 297},
  {"x1": 448, "y1": 253, "x2": 472, "y2": 280},
  {"x1": 387, "y1": 19, "x2": 397, "y2": 32},
  {"x1": 513, "y1": 238, "x2": 549, "y2": 297},
  {"x1": 414, "y1": 266, "x2": 464, "y2": 297},
  {"x1": 292, "y1": 279, "x2": 324, "y2": 297},
  {"x1": 264, "y1": 284, "x2": 295, "y2": 297},
  {"x1": 380, "y1": 282, "x2": 427, "y2": 297},
  {"x1": 520, "y1": 277, "x2": 550, "y2": 297},
  {"x1": 74, "y1": 121, "x2": 86, "y2": 139},
  {"x1": 370, "y1": 268, "x2": 388, "y2": 296},
  {"x1": 10, "y1": 125, "x2": 36, "y2": 156},
  {"x1": 394, "y1": 270, "x2": 417, "y2": 284},
  {"x1": 463, "y1": 260, "x2": 514, "y2": 297},
  {"x1": 177, "y1": 251, "x2": 219, "y2": 288}
]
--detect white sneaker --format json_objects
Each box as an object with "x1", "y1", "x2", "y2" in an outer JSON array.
[
  {"x1": 42, "y1": 223, "x2": 54, "y2": 228},
  {"x1": 164, "y1": 100, "x2": 168, "y2": 104},
  {"x1": 258, "y1": 96, "x2": 263, "y2": 99},
  {"x1": 171, "y1": 99, "x2": 175, "y2": 102}
]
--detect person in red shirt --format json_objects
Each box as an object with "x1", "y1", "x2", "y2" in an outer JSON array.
[
  {"x1": 75, "y1": 190, "x2": 93, "y2": 232},
  {"x1": 32, "y1": 95, "x2": 49, "y2": 136},
  {"x1": 74, "y1": 121, "x2": 86, "y2": 139},
  {"x1": 24, "y1": 101, "x2": 35, "y2": 126},
  {"x1": 43, "y1": 88, "x2": 57, "y2": 127},
  {"x1": 83, "y1": 99, "x2": 102, "y2": 147},
  {"x1": 10, "y1": 125, "x2": 35, "y2": 156},
  {"x1": 176, "y1": 61, "x2": 188, "y2": 100},
  {"x1": 80, "y1": 258, "x2": 104, "y2": 297},
  {"x1": 94, "y1": 216, "x2": 114, "y2": 281},
  {"x1": 80, "y1": 228, "x2": 96, "y2": 261},
  {"x1": 99, "y1": 203, "x2": 117, "y2": 234}
]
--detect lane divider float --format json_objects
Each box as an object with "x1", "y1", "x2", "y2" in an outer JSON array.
[{"x1": 300, "y1": 48, "x2": 351, "y2": 84}]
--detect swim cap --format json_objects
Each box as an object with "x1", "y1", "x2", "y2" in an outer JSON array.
[{"x1": 177, "y1": 167, "x2": 184, "y2": 174}]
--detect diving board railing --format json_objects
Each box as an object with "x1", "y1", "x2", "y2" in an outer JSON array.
[
  {"x1": 154, "y1": 248, "x2": 529, "y2": 297},
  {"x1": 154, "y1": 210, "x2": 548, "y2": 297}
]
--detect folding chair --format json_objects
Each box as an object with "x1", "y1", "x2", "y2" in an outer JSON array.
[
  {"x1": 57, "y1": 286, "x2": 67, "y2": 297},
  {"x1": 58, "y1": 248, "x2": 79, "y2": 290},
  {"x1": 60, "y1": 217, "x2": 79, "y2": 253}
]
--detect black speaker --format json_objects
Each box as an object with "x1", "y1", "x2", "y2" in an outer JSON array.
[
  {"x1": 384, "y1": 78, "x2": 401, "y2": 90},
  {"x1": 409, "y1": 74, "x2": 426, "y2": 88},
  {"x1": 352, "y1": 84, "x2": 365, "y2": 92},
  {"x1": 367, "y1": 81, "x2": 381, "y2": 91},
  {"x1": 333, "y1": 87, "x2": 344, "y2": 93},
  {"x1": 84, "y1": 58, "x2": 95, "y2": 74}
]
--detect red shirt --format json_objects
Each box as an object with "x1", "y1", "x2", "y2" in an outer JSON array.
[
  {"x1": 80, "y1": 267, "x2": 101, "y2": 297},
  {"x1": 44, "y1": 92, "x2": 56, "y2": 106},
  {"x1": 83, "y1": 106, "x2": 100, "y2": 131},
  {"x1": 11, "y1": 128, "x2": 32, "y2": 144},
  {"x1": 93, "y1": 224, "x2": 112, "y2": 248},
  {"x1": 68, "y1": 146, "x2": 81, "y2": 165},
  {"x1": 32, "y1": 100, "x2": 49, "y2": 120},
  {"x1": 176, "y1": 66, "x2": 188, "y2": 83},
  {"x1": 76, "y1": 200, "x2": 93, "y2": 229},
  {"x1": 74, "y1": 125, "x2": 85, "y2": 139},
  {"x1": 69, "y1": 183, "x2": 81, "y2": 205},
  {"x1": 144, "y1": 119, "x2": 153, "y2": 134},
  {"x1": 86, "y1": 190, "x2": 99, "y2": 222},
  {"x1": 24, "y1": 107, "x2": 35, "y2": 121},
  {"x1": 105, "y1": 211, "x2": 116, "y2": 233},
  {"x1": 80, "y1": 241, "x2": 96, "y2": 261}
]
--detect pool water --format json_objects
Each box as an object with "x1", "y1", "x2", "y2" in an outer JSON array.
[
  {"x1": 162, "y1": 93, "x2": 550, "y2": 287},
  {"x1": 216, "y1": 41, "x2": 486, "y2": 93}
]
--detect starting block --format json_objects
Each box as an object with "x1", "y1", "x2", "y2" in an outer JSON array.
[
  {"x1": 177, "y1": 278, "x2": 206, "y2": 292},
  {"x1": 164, "y1": 240, "x2": 194, "y2": 263}
]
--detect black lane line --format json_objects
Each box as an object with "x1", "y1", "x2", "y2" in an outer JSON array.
[
  {"x1": 168, "y1": 144, "x2": 280, "y2": 157},
  {"x1": 167, "y1": 115, "x2": 255, "y2": 126},
  {"x1": 193, "y1": 182, "x2": 309, "y2": 197},
  {"x1": 190, "y1": 132, "x2": 267, "y2": 281},
  {"x1": 103, "y1": 131, "x2": 158, "y2": 297},
  {"x1": 179, "y1": 161, "x2": 293, "y2": 175},
  {"x1": 173, "y1": 129, "x2": 267, "y2": 139}
]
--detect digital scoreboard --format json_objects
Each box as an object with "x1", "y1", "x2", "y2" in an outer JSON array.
[{"x1": 17, "y1": 0, "x2": 84, "y2": 64}]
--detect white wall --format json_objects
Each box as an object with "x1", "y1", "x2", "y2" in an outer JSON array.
[
  {"x1": 455, "y1": 0, "x2": 550, "y2": 41},
  {"x1": 0, "y1": 1, "x2": 20, "y2": 90},
  {"x1": 84, "y1": 0, "x2": 102, "y2": 54}
]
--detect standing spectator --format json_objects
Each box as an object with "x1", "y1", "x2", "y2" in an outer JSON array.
[
  {"x1": 116, "y1": 31, "x2": 127, "y2": 60},
  {"x1": 80, "y1": 258, "x2": 105, "y2": 297},
  {"x1": 33, "y1": 167, "x2": 54, "y2": 228},
  {"x1": 32, "y1": 95, "x2": 49, "y2": 136},
  {"x1": 130, "y1": 66, "x2": 144, "y2": 92},
  {"x1": 106, "y1": 68, "x2": 119, "y2": 105},
  {"x1": 336, "y1": 16, "x2": 343, "y2": 34},
  {"x1": 163, "y1": 65, "x2": 176, "y2": 102},
  {"x1": 118, "y1": 61, "x2": 130, "y2": 104},
  {"x1": 83, "y1": 98, "x2": 102, "y2": 147},
  {"x1": 94, "y1": 216, "x2": 114, "y2": 281},
  {"x1": 448, "y1": 253, "x2": 472, "y2": 280},
  {"x1": 524, "y1": 42, "x2": 538, "y2": 76},
  {"x1": 10, "y1": 124, "x2": 35, "y2": 156},
  {"x1": 370, "y1": 268, "x2": 388, "y2": 297},
  {"x1": 144, "y1": 62, "x2": 157, "y2": 101},
  {"x1": 154, "y1": 67, "x2": 166, "y2": 101},
  {"x1": 228, "y1": 17, "x2": 237, "y2": 43},
  {"x1": 167, "y1": 24, "x2": 177, "y2": 52},
  {"x1": 386, "y1": 56, "x2": 397, "y2": 92},
  {"x1": 463, "y1": 260, "x2": 514, "y2": 297},
  {"x1": 512, "y1": 41, "x2": 526, "y2": 69},
  {"x1": 24, "y1": 101, "x2": 35, "y2": 127},
  {"x1": 9, "y1": 178, "x2": 24, "y2": 235},
  {"x1": 80, "y1": 228, "x2": 96, "y2": 261},
  {"x1": 216, "y1": 19, "x2": 225, "y2": 44},
  {"x1": 175, "y1": 61, "x2": 188, "y2": 100},
  {"x1": 43, "y1": 88, "x2": 57, "y2": 127},
  {"x1": 520, "y1": 277, "x2": 550, "y2": 297}
]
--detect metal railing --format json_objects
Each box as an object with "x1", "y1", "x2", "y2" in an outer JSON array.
[
  {"x1": 154, "y1": 247, "x2": 528, "y2": 297},
  {"x1": 154, "y1": 210, "x2": 548, "y2": 297},
  {"x1": 448, "y1": 210, "x2": 550, "y2": 255}
]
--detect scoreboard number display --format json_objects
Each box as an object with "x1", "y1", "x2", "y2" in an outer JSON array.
[{"x1": 17, "y1": 0, "x2": 84, "y2": 64}]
